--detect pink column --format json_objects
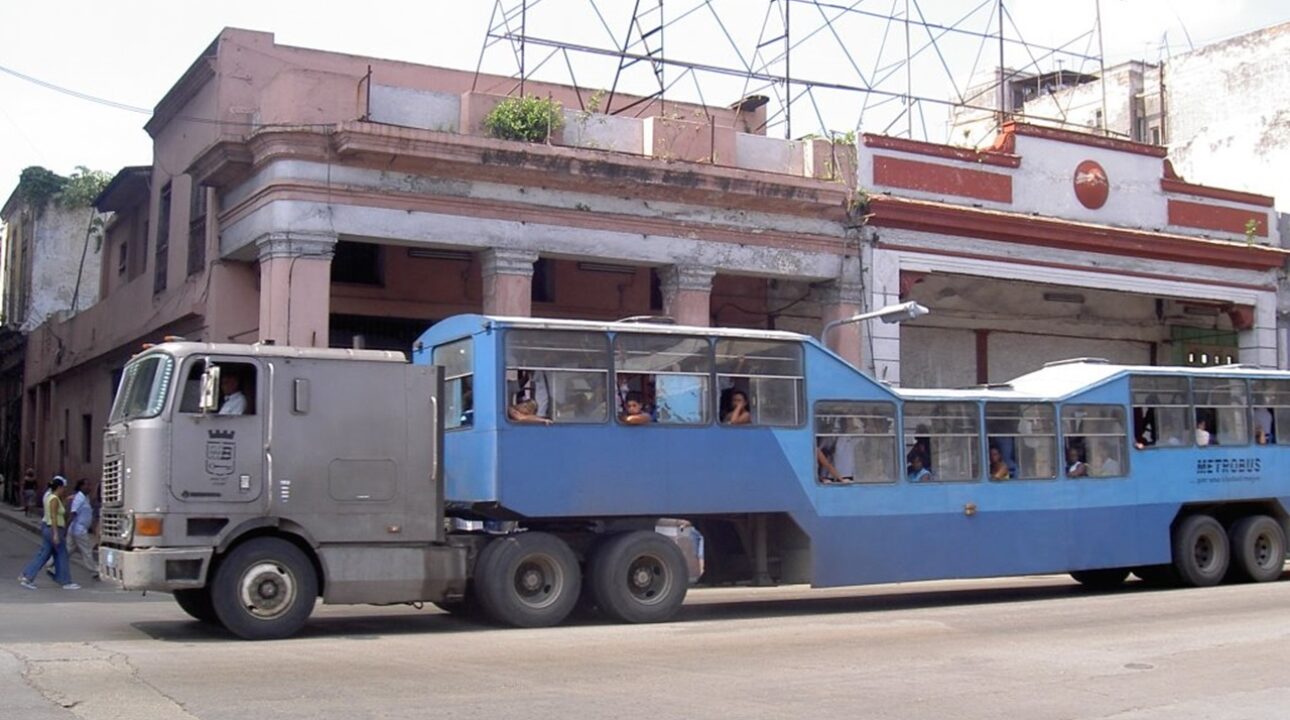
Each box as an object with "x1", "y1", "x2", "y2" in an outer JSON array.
[
  {"x1": 481, "y1": 248, "x2": 539, "y2": 317},
  {"x1": 660, "y1": 265, "x2": 715, "y2": 327},
  {"x1": 820, "y1": 280, "x2": 864, "y2": 368},
  {"x1": 255, "y1": 232, "x2": 336, "y2": 348}
]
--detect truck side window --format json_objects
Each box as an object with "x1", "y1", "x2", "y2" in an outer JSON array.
[
  {"x1": 614, "y1": 334, "x2": 711, "y2": 425},
  {"x1": 714, "y1": 338, "x2": 804, "y2": 427},
  {"x1": 179, "y1": 361, "x2": 256, "y2": 415},
  {"x1": 433, "y1": 339, "x2": 473, "y2": 429},
  {"x1": 506, "y1": 330, "x2": 609, "y2": 424}
]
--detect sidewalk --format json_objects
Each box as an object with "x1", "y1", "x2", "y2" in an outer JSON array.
[{"x1": 0, "y1": 503, "x2": 42, "y2": 536}]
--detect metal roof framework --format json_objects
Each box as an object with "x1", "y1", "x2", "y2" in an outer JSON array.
[{"x1": 474, "y1": 0, "x2": 1112, "y2": 143}]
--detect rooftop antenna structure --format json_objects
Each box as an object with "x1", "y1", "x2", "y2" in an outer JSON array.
[{"x1": 472, "y1": 0, "x2": 1108, "y2": 144}]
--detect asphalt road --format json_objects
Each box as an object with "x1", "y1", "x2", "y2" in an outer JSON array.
[{"x1": 2, "y1": 518, "x2": 1289, "y2": 720}]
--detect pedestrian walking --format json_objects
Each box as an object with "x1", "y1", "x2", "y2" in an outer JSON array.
[
  {"x1": 17, "y1": 476, "x2": 79, "y2": 591},
  {"x1": 67, "y1": 479, "x2": 99, "y2": 579}
]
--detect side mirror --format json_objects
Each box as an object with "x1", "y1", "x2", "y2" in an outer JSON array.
[{"x1": 199, "y1": 365, "x2": 221, "y2": 413}]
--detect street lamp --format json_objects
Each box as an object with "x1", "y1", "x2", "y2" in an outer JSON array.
[{"x1": 820, "y1": 300, "x2": 930, "y2": 342}]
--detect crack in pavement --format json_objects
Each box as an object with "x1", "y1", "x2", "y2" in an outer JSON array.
[{"x1": 1, "y1": 642, "x2": 200, "y2": 720}]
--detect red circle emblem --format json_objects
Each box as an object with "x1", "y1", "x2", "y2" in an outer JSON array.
[{"x1": 1073, "y1": 160, "x2": 1109, "y2": 209}]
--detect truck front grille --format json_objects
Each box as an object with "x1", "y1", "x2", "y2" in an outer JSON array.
[
  {"x1": 99, "y1": 511, "x2": 130, "y2": 543},
  {"x1": 101, "y1": 457, "x2": 123, "y2": 506}
]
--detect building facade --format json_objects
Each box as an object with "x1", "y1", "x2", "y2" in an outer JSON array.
[{"x1": 15, "y1": 27, "x2": 1288, "y2": 483}]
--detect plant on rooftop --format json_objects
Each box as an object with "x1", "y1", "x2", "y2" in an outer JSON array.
[
  {"x1": 16, "y1": 166, "x2": 66, "y2": 211},
  {"x1": 484, "y1": 95, "x2": 564, "y2": 143},
  {"x1": 57, "y1": 166, "x2": 113, "y2": 208}
]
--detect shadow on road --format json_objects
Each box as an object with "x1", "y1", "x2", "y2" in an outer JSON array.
[{"x1": 127, "y1": 574, "x2": 1221, "y2": 642}]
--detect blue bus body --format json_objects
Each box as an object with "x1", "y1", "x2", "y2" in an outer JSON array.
[{"x1": 414, "y1": 314, "x2": 1290, "y2": 590}]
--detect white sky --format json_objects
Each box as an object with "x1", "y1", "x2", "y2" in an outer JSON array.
[{"x1": 1, "y1": 0, "x2": 1287, "y2": 207}]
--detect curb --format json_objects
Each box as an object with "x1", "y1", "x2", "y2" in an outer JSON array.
[{"x1": 0, "y1": 508, "x2": 41, "y2": 535}]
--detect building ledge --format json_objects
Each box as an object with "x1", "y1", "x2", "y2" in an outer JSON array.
[{"x1": 869, "y1": 195, "x2": 1288, "y2": 271}]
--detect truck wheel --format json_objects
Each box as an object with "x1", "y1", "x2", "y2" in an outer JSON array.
[
  {"x1": 1069, "y1": 568, "x2": 1129, "y2": 589},
  {"x1": 1172, "y1": 514, "x2": 1229, "y2": 587},
  {"x1": 173, "y1": 588, "x2": 220, "y2": 625},
  {"x1": 474, "y1": 533, "x2": 580, "y2": 628},
  {"x1": 211, "y1": 537, "x2": 318, "y2": 640},
  {"x1": 589, "y1": 531, "x2": 688, "y2": 624},
  {"x1": 1229, "y1": 515, "x2": 1286, "y2": 583}
]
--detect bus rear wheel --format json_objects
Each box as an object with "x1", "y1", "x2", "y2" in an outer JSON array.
[
  {"x1": 173, "y1": 587, "x2": 220, "y2": 625},
  {"x1": 1172, "y1": 515, "x2": 1229, "y2": 587},
  {"x1": 1228, "y1": 515, "x2": 1286, "y2": 583},
  {"x1": 1069, "y1": 568, "x2": 1129, "y2": 589},
  {"x1": 210, "y1": 537, "x2": 318, "y2": 640},
  {"x1": 474, "y1": 532, "x2": 580, "y2": 628},
  {"x1": 589, "y1": 531, "x2": 688, "y2": 624}
]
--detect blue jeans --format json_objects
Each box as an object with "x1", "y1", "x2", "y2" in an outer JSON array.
[{"x1": 22, "y1": 525, "x2": 70, "y2": 585}]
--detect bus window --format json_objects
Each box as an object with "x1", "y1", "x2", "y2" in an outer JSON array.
[
  {"x1": 903, "y1": 402, "x2": 980, "y2": 482},
  {"x1": 1062, "y1": 404, "x2": 1127, "y2": 478},
  {"x1": 1249, "y1": 379, "x2": 1290, "y2": 445},
  {"x1": 1130, "y1": 375, "x2": 1190, "y2": 448},
  {"x1": 433, "y1": 339, "x2": 473, "y2": 429},
  {"x1": 614, "y1": 334, "x2": 711, "y2": 425},
  {"x1": 985, "y1": 403, "x2": 1057, "y2": 480},
  {"x1": 715, "y1": 339, "x2": 804, "y2": 427},
  {"x1": 814, "y1": 402, "x2": 898, "y2": 484},
  {"x1": 1193, "y1": 378, "x2": 1249, "y2": 446},
  {"x1": 505, "y1": 330, "x2": 609, "y2": 424}
]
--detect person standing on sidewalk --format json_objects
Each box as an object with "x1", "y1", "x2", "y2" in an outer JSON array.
[
  {"x1": 67, "y1": 479, "x2": 98, "y2": 579},
  {"x1": 17, "y1": 476, "x2": 79, "y2": 591},
  {"x1": 21, "y1": 468, "x2": 37, "y2": 517}
]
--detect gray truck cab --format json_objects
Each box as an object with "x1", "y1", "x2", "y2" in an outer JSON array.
[{"x1": 99, "y1": 342, "x2": 466, "y2": 639}]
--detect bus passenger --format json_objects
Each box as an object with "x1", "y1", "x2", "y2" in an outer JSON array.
[
  {"x1": 508, "y1": 399, "x2": 552, "y2": 426},
  {"x1": 1254, "y1": 407, "x2": 1273, "y2": 444},
  {"x1": 1194, "y1": 418, "x2": 1211, "y2": 446},
  {"x1": 620, "y1": 392, "x2": 651, "y2": 425},
  {"x1": 815, "y1": 446, "x2": 848, "y2": 483},
  {"x1": 988, "y1": 446, "x2": 1011, "y2": 480},
  {"x1": 1066, "y1": 447, "x2": 1088, "y2": 477},
  {"x1": 722, "y1": 390, "x2": 752, "y2": 425},
  {"x1": 907, "y1": 454, "x2": 931, "y2": 483}
]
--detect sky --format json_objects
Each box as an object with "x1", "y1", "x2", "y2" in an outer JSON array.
[{"x1": 1, "y1": 0, "x2": 1287, "y2": 208}]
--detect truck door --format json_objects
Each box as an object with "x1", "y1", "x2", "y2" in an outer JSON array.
[{"x1": 171, "y1": 357, "x2": 266, "y2": 504}]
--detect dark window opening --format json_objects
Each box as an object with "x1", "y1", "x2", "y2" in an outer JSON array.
[
  {"x1": 154, "y1": 183, "x2": 171, "y2": 294},
  {"x1": 187, "y1": 182, "x2": 207, "y2": 276},
  {"x1": 117, "y1": 240, "x2": 128, "y2": 276},
  {"x1": 329, "y1": 313, "x2": 429, "y2": 352},
  {"x1": 81, "y1": 414, "x2": 93, "y2": 463},
  {"x1": 331, "y1": 241, "x2": 384, "y2": 285},
  {"x1": 649, "y1": 269, "x2": 664, "y2": 311},
  {"x1": 531, "y1": 258, "x2": 555, "y2": 303}
]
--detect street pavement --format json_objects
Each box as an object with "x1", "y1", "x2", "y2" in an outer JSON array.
[{"x1": 2, "y1": 505, "x2": 1290, "y2": 719}]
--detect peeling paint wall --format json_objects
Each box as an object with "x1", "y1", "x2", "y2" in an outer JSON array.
[
  {"x1": 1164, "y1": 23, "x2": 1290, "y2": 212},
  {"x1": 7, "y1": 204, "x2": 103, "y2": 332}
]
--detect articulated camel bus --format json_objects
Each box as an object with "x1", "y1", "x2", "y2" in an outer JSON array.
[{"x1": 416, "y1": 315, "x2": 1288, "y2": 622}]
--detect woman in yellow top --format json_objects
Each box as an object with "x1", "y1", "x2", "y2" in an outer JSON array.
[{"x1": 18, "y1": 476, "x2": 78, "y2": 590}]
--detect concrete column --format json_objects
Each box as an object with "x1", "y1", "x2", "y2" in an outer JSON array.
[
  {"x1": 819, "y1": 279, "x2": 865, "y2": 368},
  {"x1": 660, "y1": 265, "x2": 716, "y2": 327},
  {"x1": 481, "y1": 248, "x2": 539, "y2": 317},
  {"x1": 255, "y1": 232, "x2": 337, "y2": 348}
]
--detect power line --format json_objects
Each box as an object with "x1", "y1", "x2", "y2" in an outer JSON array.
[{"x1": 0, "y1": 62, "x2": 151, "y2": 114}]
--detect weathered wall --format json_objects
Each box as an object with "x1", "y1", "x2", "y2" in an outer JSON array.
[
  {"x1": 22, "y1": 205, "x2": 102, "y2": 331},
  {"x1": 1164, "y1": 22, "x2": 1290, "y2": 212}
]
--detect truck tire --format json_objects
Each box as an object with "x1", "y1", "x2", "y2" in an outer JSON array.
[
  {"x1": 1228, "y1": 515, "x2": 1286, "y2": 583},
  {"x1": 588, "y1": 531, "x2": 688, "y2": 624},
  {"x1": 1172, "y1": 514, "x2": 1229, "y2": 587},
  {"x1": 210, "y1": 537, "x2": 318, "y2": 640},
  {"x1": 173, "y1": 588, "x2": 220, "y2": 625},
  {"x1": 1069, "y1": 568, "x2": 1129, "y2": 589},
  {"x1": 474, "y1": 533, "x2": 580, "y2": 628}
]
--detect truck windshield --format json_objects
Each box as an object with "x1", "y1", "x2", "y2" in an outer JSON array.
[{"x1": 109, "y1": 353, "x2": 176, "y2": 423}]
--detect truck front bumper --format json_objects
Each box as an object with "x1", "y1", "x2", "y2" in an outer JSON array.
[{"x1": 99, "y1": 546, "x2": 214, "y2": 591}]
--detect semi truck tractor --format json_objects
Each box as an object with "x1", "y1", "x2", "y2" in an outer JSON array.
[{"x1": 99, "y1": 339, "x2": 690, "y2": 639}]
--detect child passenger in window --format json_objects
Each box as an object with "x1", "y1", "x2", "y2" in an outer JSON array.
[
  {"x1": 722, "y1": 390, "x2": 751, "y2": 425},
  {"x1": 620, "y1": 392, "x2": 651, "y2": 425},
  {"x1": 508, "y1": 399, "x2": 552, "y2": 426}
]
